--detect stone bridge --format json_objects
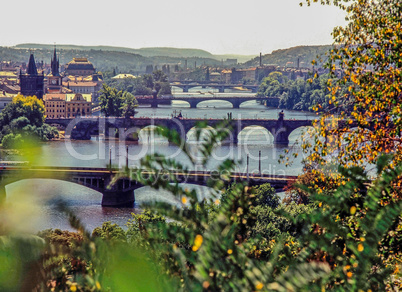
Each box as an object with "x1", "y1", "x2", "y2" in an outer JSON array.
[
  {"x1": 136, "y1": 95, "x2": 272, "y2": 108},
  {"x1": 0, "y1": 166, "x2": 138, "y2": 207},
  {"x1": 170, "y1": 82, "x2": 259, "y2": 93},
  {"x1": 46, "y1": 116, "x2": 315, "y2": 144},
  {"x1": 0, "y1": 166, "x2": 296, "y2": 207}
]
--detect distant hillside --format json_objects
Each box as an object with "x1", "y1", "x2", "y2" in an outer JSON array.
[
  {"x1": 15, "y1": 43, "x2": 256, "y2": 63},
  {"x1": 1, "y1": 44, "x2": 333, "y2": 73},
  {"x1": 15, "y1": 43, "x2": 216, "y2": 59},
  {"x1": 243, "y1": 45, "x2": 332, "y2": 67},
  {"x1": 1, "y1": 46, "x2": 221, "y2": 73}
]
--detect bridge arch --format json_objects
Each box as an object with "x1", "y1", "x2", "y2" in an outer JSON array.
[
  {"x1": 288, "y1": 126, "x2": 316, "y2": 144},
  {"x1": 64, "y1": 119, "x2": 120, "y2": 140},
  {"x1": 138, "y1": 125, "x2": 170, "y2": 144},
  {"x1": 0, "y1": 168, "x2": 137, "y2": 207},
  {"x1": 238, "y1": 99, "x2": 261, "y2": 108},
  {"x1": 3, "y1": 178, "x2": 105, "y2": 214},
  {"x1": 238, "y1": 126, "x2": 274, "y2": 144},
  {"x1": 171, "y1": 100, "x2": 191, "y2": 108},
  {"x1": 196, "y1": 99, "x2": 235, "y2": 108},
  {"x1": 186, "y1": 125, "x2": 220, "y2": 143}
]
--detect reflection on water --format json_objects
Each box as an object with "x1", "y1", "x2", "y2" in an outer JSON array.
[
  {"x1": 4, "y1": 98, "x2": 316, "y2": 231},
  {"x1": 5, "y1": 180, "x2": 215, "y2": 232}
]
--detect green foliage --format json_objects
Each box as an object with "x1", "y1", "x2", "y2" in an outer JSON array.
[
  {"x1": 99, "y1": 84, "x2": 138, "y2": 117},
  {"x1": 0, "y1": 95, "x2": 45, "y2": 128},
  {"x1": 104, "y1": 70, "x2": 171, "y2": 103},
  {"x1": 253, "y1": 183, "x2": 279, "y2": 208},
  {"x1": 122, "y1": 91, "x2": 138, "y2": 118},
  {"x1": 0, "y1": 121, "x2": 402, "y2": 290},
  {"x1": 0, "y1": 95, "x2": 58, "y2": 148},
  {"x1": 289, "y1": 155, "x2": 402, "y2": 290},
  {"x1": 92, "y1": 221, "x2": 126, "y2": 242},
  {"x1": 257, "y1": 72, "x2": 341, "y2": 111}
]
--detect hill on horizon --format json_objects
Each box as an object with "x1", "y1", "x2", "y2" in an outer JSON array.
[
  {"x1": 1, "y1": 44, "x2": 333, "y2": 73},
  {"x1": 243, "y1": 45, "x2": 332, "y2": 67},
  {"x1": 0, "y1": 46, "x2": 222, "y2": 73},
  {"x1": 14, "y1": 43, "x2": 256, "y2": 63},
  {"x1": 15, "y1": 43, "x2": 215, "y2": 59}
]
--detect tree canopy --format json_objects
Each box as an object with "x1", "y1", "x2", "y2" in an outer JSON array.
[
  {"x1": 0, "y1": 95, "x2": 58, "y2": 148},
  {"x1": 98, "y1": 84, "x2": 138, "y2": 117},
  {"x1": 104, "y1": 70, "x2": 171, "y2": 98},
  {"x1": 302, "y1": 0, "x2": 402, "y2": 169}
]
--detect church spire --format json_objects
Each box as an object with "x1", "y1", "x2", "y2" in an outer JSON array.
[
  {"x1": 27, "y1": 52, "x2": 38, "y2": 75},
  {"x1": 51, "y1": 45, "x2": 60, "y2": 76}
]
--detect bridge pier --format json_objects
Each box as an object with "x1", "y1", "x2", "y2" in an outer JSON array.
[
  {"x1": 219, "y1": 86, "x2": 225, "y2": 93},
  {"x1": 183, "y1": 85, "x2": 189, "y2": 93},
  {"x1": 272, "y1": 130, "x2": 290, "y2": 144},
  {"x1": 101, "y1": 189, "x2": 135, "y2": 207},
  {"x1": 188, "y1": 100, "x2": 198, "y2": 108},
  {"x1": 270, "y1": 118, "x2": 292, "y2": 144},
  {"x1": 150, "y1": 100, "x2": 158, "y2": 108},
  {"x1": 231, "y1": 100, "x2": 241, "y2": 109}
]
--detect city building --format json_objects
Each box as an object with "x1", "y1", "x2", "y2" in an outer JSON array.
[
  {"x1": 65, "y1": 93, "x2": 92, "y2": 118},
  {"x1": 19, "y1": 53, "x2": 44, "y2": 99},
  {"x1": 63, "y1": 74, "x2": 103, "y2": 100},
  {"x1": 0, "y1": 90, "x2": 16, "y2": 112},
  {"x1": 44, "y1": 92, "x2": 92, "y2": 118},
  {"x1": 221, "y1": 66, "x2": 277, "y2": 84},
  {"x1": 65, "y1": 58, "x2": 96, "y2": 76},
  {"x1": 43, "y1": 48, "x2": 93, "y2": 118},
  {"x1": 43, "y1": 93, "x2": 66, "y2": 118}
]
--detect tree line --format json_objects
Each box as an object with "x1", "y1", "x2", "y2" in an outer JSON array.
[{"x1": 257, "y1": 71, "x2": 349, "y2": 112}]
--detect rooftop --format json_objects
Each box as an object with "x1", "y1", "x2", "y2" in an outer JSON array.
[
  {"x1": 112, "y1": 73, "x2": 136, "y2": 79},
  {"x1": 66, "y1": 93, "x2": 92, "y2": 102},
  {"x1": 65, "y1": 58, "x2": 95, "y2": 71},
  {"x1": 44, "y1": 93, "x2": 66, "y2": 101}
]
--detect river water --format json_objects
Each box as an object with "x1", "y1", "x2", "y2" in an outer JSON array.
[{"x1": 5, "y1": 91, "x2": 317, "y2": 233}]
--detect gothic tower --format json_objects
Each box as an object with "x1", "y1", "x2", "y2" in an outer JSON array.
[
  {"x1": 47, "y1": 46, "x2": 62, "y2": 92},
  {"x1": 51, "y1": 46, "x2": 60, "y2": 76},
  {"x1": 20, "y1": 53, "x2": 44, "y2": 99}
]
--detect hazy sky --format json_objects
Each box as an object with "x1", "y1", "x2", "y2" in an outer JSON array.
[{"x1": 2, "y1": 0, "x2": 346, "y2": 55}]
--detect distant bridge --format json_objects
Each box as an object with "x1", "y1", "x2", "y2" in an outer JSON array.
[
  {"x1": 169, "y1": 82, "x2": 259, "y2": 93},
  {"x1": 46, "y1": 117, "x2": 315, "y2": 144},
  {"x1": 0, "y1": 166, "x2": 296, "y2": 207},
  {"x1": 135, "y1": 95, "x2": 276, "y2": 108}
]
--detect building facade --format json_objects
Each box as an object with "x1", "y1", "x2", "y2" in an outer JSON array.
[
  {"x1": 44, "y1": 93, "x2": 66, "y2": 118},
  {"x1": 0, "y1": 91, "x2": 15, "y2": 112},
  {"x1": 65, "y1": 93, "x2": 92, "y2": 118},
  {"x1": 63, "y1": 74, "x2": 103, "y2": 100}
]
